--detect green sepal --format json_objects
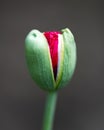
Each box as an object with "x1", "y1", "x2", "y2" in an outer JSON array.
[
  {"x1": 57, "y1": 28, "x2": 77, "y2": 89},
  {"x1": 25, "y1": 30, "x2": 55, "y2": 91}
]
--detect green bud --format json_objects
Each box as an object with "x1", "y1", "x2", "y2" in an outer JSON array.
[{"x1": 25, "y1": 28, "x2": 76, "y2": 91}]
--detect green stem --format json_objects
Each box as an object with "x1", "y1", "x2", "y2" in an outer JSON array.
[{"x1": 42, "y1": 91, "x2": 58, "y2": 130}]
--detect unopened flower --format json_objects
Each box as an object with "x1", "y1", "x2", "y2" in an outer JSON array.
[{"x1": 25, "y1": 28, "x2": 76, "y2": 91}]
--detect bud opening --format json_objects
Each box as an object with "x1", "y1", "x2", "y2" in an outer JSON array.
[{"x1": 44, "y1": 32, "x2": 60, "y2": 80}]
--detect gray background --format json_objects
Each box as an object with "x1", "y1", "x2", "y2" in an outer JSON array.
[{"x1": 0, "y1": 0, "x2": 104, "y2": 130}]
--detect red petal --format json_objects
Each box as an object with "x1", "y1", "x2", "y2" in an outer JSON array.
[{"x1": 44, "y1": 31, "x2": 60, "y2": 80}]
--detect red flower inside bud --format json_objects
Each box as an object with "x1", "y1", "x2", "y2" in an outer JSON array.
[{"x1": 44, "y1": 32, "x2": 60, "y2": 80}]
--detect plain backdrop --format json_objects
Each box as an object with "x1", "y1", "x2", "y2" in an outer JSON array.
[{"x1": 0, "y1": 0, "x2": 104, "y2": 130}]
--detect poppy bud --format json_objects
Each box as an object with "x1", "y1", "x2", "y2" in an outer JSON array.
[{"x1": 25, "y1": 28, "x2": 76, "y2": 91}]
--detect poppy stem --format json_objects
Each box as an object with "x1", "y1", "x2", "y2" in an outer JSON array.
[{"x1": 42, "y1": 91, "x2": 58, "y2": 130}]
